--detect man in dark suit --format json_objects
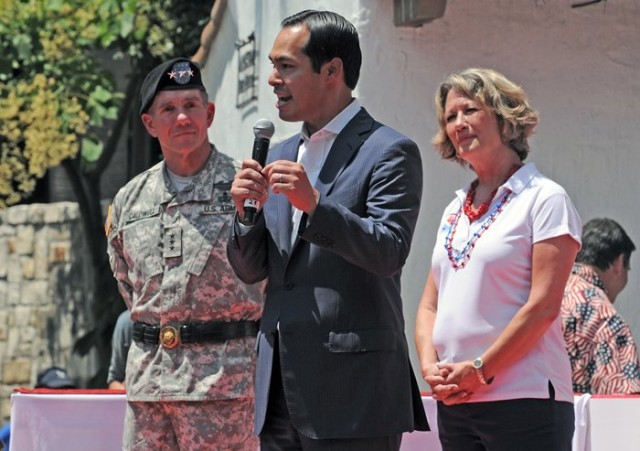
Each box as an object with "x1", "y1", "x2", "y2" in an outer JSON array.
[{"x1": 227, "y1": 10, "x2": 428, "y2": 450}]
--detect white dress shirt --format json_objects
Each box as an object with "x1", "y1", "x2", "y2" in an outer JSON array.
[{"x1": 290, "y1": 99, "x2": 362, "y2": 246}]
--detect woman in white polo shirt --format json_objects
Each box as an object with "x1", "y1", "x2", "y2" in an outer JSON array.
[{"x1": 415, "y1": 68, "x2": 581, "y2": 451}]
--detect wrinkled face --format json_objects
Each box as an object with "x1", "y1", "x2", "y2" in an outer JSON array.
[
  {"x1": 268, "y1": 25, "x2": 327, "y2": 132},
  {"x1": 141, "y1": 89, "x2": 214, "y2": 154},
  {"x1": 444, "y1": 89, "x2": 503, "y2": 161}
]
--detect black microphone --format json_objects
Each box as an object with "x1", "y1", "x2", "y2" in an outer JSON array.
[{"x1": 243, "y1": 119, "x2": 275, "y2": 224}]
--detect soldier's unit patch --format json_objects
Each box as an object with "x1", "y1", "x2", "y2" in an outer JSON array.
[{"x1": 105, "y1": 204, "x2": 113, "y2": 236}]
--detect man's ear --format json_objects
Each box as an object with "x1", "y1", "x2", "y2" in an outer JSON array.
[
  {"x1": 141, "y1": 113, "x2": 158, "y2": 138},
  {"x1": 611, "y1": 253, "x2": 626, "y2": 275},
  {"x1": 324, "y1": 57, "x2": 343, "y2": 81},
  {"x1": 207, "y1": 101, "x2": 215, "y2": 127}
]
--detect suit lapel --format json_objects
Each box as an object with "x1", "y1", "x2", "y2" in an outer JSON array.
[
  {"x1": 315, "y1": 108, "x2": 375, "y2": 198},
  {"x1": 273, "y1": 136, "x2": 300, "y2": 255},
  {"x1": 289, "y1": 109, "x2": 376, "y2": 254}
]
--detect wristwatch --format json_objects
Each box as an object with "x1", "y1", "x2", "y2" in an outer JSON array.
[{"x1": 472, "y1": 357, "x2": 490, "y2": 385}]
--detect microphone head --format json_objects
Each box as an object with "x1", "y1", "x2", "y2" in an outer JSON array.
[{"x1": 253, "y1": 119, "x2": 275, "y2": 140}]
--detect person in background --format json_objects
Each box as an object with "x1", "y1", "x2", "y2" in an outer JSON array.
[
  {"x1": 415, "y1": 68, "x2": 581, "y2": 451},
  {"x1": 35, "y1": 366, "x2": 77, "y2": 389},
  {"x1": 227, "y1": 9, "x2": 428, "y2": 451},
  {"x1": 107, "y1": 309, "x2": 133, "y2": 390},
  {"x1": 562, "y1": 217, "x2": 640, "y2": 394},
  {"x1": 0, "y1": 422, "x2": 9, "y2": 451},
  {"x1": 105, "y1": 57, "x2": 263, "y2": 450}
]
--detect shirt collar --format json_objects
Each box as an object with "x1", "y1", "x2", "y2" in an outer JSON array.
[
  {"x1": 572, "y1": 263, "x2": 608, "y2": 293},
  {"x1": 160, "y1": 146, "x2": 219, "y2": 201},
  {"x1": 455, "y1": 161, "x2": 538, "y2": 200},
  {"x1": 504, "y1": 162, "x2": 537, "y2": 195},
  {"x1": 300, "y1": 98, "x2": 362, "y2": 141}
]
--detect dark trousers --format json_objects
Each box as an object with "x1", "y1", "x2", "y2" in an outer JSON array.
[
  {"x1": 260, "y1": 335, "x2": 402, "y2": 451},
  {"x1": 437, "y1": 391, "x2": 574, "y2": 451}
]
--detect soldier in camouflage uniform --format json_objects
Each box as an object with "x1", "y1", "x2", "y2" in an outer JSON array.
[{"x1": 106, "y1": 57, "x2": 263, "y2": 450}]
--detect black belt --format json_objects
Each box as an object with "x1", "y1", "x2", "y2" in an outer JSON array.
[{"x1": 132, "y1": 320, "x2": 259, "y2": 349}]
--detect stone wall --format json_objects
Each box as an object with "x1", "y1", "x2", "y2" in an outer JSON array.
[{"x1": 0, "y1": 202, "x2": 96, "y2": 423}]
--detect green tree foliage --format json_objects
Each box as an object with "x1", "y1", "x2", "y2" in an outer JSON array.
[
  {"x1": 0, "y1": 0, "x2": 211, "y2": 207},
  {"x1": 0, "y1": 0, "x2": 214, "y2": 386}
]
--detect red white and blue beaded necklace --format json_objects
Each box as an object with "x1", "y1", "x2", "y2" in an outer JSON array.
[{"x1": 445, "y1": 165, "x2": 521, "y2": 270}]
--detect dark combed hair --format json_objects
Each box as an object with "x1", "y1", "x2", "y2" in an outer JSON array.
[
  {"x1": 281, "y1": 10, "x2": 362, "y2": 89},
  {"x1": 577, "y1": 218, "x2": 636, "y2": 270}
]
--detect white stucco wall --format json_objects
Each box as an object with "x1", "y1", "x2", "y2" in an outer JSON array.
[{"x1": 204, "y1": 0, "x2": 640, "y2": 391}]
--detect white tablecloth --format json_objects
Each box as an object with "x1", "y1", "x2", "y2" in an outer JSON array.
[
  {"x1": 10, "y1": 391, "x2": 639, "y2": 450},
  {"x1": 10, "y1": 391, "x2": 126, "y2": 451},
  {"x1": 400, "y1": 394, "x2": 442, "y2": 450}
]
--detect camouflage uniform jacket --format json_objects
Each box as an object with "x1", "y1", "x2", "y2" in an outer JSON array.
[{"x1": 106, "y1": 147, "x2": 263, "y2": 402}]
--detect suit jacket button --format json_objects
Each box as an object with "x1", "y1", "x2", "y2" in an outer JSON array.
[{"x1": 285, "y1": 281, "x2": 294, "y2": 291}]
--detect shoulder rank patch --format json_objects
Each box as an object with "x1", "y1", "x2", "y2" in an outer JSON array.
[{"x1": 105, "y1": 204, "x2": 113, "y2": 237}]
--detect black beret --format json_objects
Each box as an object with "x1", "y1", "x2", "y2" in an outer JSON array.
[{"x1": 139, "y1": 57, "x2": 206, "y2": 116}]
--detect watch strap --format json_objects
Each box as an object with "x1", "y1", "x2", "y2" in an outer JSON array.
[{"x1": 473, "y1": 357, "x2": 490, "y2": 385}]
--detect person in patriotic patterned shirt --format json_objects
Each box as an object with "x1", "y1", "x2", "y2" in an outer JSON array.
[{"x1": 562, "y1": 217, "x2": 640, "y2": 394}]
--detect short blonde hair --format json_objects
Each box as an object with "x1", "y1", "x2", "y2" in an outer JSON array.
[{"x1": 432, "y1": 68, "x2": 539, "y2": 164}]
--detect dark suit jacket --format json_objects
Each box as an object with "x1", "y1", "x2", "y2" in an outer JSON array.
[{"x1": 227, "y1": 108, "x2": 428, "y2": 439}]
